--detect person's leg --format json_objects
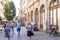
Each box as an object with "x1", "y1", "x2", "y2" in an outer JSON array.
[
  {"x1": 17, "y1": 28, "x2": 20, "y2": 36},
  {"x1": 8, "y1": 37, "x2": 10, "y2": 40},
  {"x1": 6, "y1": 30, "x2": 10, "y2": 40},
  {"x1": 53, "y1": 30, "x2": 56, "y2": 36},
  {"x1": 49, "y1": 30, "x2": 52, "y2": 35},
  {"x1": 8, "y1": 29, "x2": 10, "y2": 40},
  {"x1": 12, "y1": 27, "x2": 14, "y2": 34},
  {"x1": 49, "y1": 30, "x2": 53, "y2": 37},
  {"x1": 18, "y1": 32, "x2": 20, "y2": 36},
  {"x1": 17, "y1": 28, "x2": 19, "y2": 36},
  {"x1": 19, "y1": 28, "x2": 20, "y2": 35},
  {"x1": 30, "y1": 36, "x2": 31, "y2": 40},
  {"x1": 0, "y1": 29, "x2": 2, "y2": 33}
]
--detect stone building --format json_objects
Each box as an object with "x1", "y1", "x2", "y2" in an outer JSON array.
[
  {"x1": 20, "y1": 0, "x2": 60, "y2": 32},
  {"x1": 0, "y1": 0, "x2": 6, "y2": 20}
]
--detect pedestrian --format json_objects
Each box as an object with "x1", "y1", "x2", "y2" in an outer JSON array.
[
  {"x1": 49, "y1": 26, "x2": 55, "y2": 36},
  {"x1": 30, "y1": 20, "x2": 35, "y2": 35},
  {"x1": 16, "y1": 21, "x2": 21, "y2": 36},
  {"x1": 11, "y1": 21, "x2": 14, "y2": 34},
  {"x1": 34, "y1": 24, "x2": 39, "y2": 31},
  {"x1": 5, "y1": 21, "x2": 11, "y2": 40},
  {"x1": 53, "y1": 26, "x2": 58, "y2": 36},
  {"x1": 27, "y1": 23, "x2": 34, "y2": 40}
]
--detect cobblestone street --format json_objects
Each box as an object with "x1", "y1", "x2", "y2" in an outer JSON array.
[
  {"x1": 0, "y1": 27, "x2": 60, "y2": 40},
  {"x1": 0, "y1": 0, "x2": 60, "y2": 40}
]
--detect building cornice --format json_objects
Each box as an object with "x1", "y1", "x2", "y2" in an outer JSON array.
[{"x1": 27, "y1": 0, "x2": 40, "y2": 9}]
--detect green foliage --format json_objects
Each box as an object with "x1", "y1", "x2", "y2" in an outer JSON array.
[{"x1": 4, "y1": 0, "x2": 16, "y2": 21}]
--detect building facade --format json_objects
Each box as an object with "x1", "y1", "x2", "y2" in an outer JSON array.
[
  {"x1": 20, "y1": 0, "x2": 60, "y2": 32},
  {"x1": 19, "y1": 0, "x2": 28, "y2": 26},
  {"x1": 0, "y1": 0, "x2": 6, "y2": 20}
]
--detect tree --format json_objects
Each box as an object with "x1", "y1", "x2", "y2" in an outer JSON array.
[{"x1": 4, "y1": 0, "x2": 16, "y2": 21}]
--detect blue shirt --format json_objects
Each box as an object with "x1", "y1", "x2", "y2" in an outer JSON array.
[{"x1": 17, "y1": 22, "x2": 21, "y2": 28}]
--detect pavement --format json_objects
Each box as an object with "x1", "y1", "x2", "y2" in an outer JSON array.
[{"x1": 0, "y1": 27, "x2": 60, "y2": 40}]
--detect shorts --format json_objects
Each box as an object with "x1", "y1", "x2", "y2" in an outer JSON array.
[
  {"x1": 27, "y1": 31, "x2": 34, "y2": 37},
  {"x1": 17, "y1": 28, "x2": 20, "y2": 32}
]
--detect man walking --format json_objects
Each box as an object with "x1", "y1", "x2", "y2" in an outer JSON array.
[{"x1": 16, "y1": 21, "x2": 22, "y2": 36}]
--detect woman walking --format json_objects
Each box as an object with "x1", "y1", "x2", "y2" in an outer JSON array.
[{"x1": 27, "y1": 23, "x2": 34, "y2": 40}]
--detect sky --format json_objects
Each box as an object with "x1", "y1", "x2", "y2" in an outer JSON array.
[{"x1": 11, "y1": 0, "x2": 20, "y2": 16}]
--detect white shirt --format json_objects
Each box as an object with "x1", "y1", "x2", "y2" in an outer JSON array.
[
  {"x1": 28, "y1": 25, "x2": 32, "y2": 31},
  {"x1": 30, "y1": 21, "x2": 35, "y2": 26}
]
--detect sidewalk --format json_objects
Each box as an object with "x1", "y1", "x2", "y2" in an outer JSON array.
[{"x1": 0, "y1": 27, "x2": 60, "y2": 40}]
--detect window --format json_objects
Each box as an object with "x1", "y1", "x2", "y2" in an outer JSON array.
[
  {"x1": 59, "y1": 0, "x2": 60, "y2": 4},
  {"x1": 53, "y1": 0, "x2": 57, "y2": 5},
  {"x1": 50, "y1": 0, "x2": 57, "y2": 6}
]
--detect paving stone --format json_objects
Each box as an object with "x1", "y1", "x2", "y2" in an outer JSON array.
[{"x1": 0, "y1": 27, "x2": 60, "y2": 40}]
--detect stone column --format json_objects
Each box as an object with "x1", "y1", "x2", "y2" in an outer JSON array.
[
  {"x1": 56, "y1": 0, "x2": 59, "y2": 31},
  {"x1": 43, "y1": 10, "x2": 46, "y2": 30},
  {"x1": 33, "y1": 10, "x2": 35, "y2": 22}
]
